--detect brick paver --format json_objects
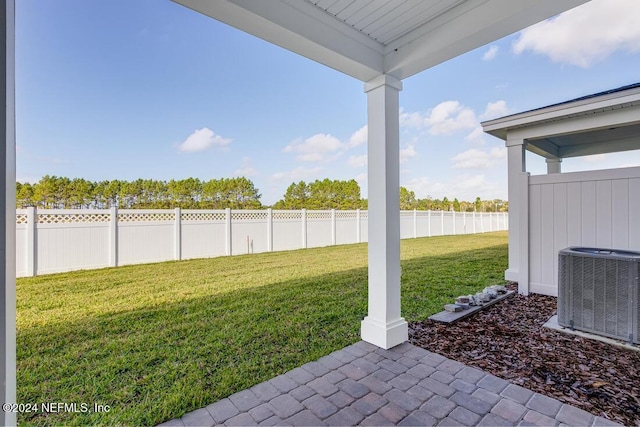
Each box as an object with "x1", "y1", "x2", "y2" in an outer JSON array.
[{"x1": 167, "y1": 342, "x2": 624, "y2": 427}]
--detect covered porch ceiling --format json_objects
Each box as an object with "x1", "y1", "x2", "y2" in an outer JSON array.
[{"x1": 173, "y1": 0, "x2": 588, "y2": 82}]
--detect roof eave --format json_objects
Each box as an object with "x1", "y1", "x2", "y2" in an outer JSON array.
[{"x1": 482, "y1": 86, "x2": 640, "y2": 141}]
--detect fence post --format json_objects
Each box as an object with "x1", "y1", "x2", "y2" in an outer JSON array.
[
  {"x1": 463, "y1": 211, "x2": 466, "y2": 234},
  {"x1": 481, "y1": 212, "x2": 485, "y2": 233},
  {"x1": 441, "y1": 210, "x2": 444, "y2": 236},
  {"x1": 473, "y1": 211, "x2": 476, "y2": 234},
  {"x1": 174, "y1": 208, "x2": 181, "y2": 261},
  {"x1": 489, "y1": 212, "x2": 493, "y2": 232},
  {"x1": 356, "y1": 209, "x2": 361, "y2": 243},
  {"x1": 109, "y1": 206, "x2": 118, "y2": 267},
  {"x1": 225, "y1": 208, "x2": 232, "y2": 256},
  {"x1": 452, "y1": 211, "x2": 456, "y2": 235},
  {"x1": 331, "y1": 209, "x2": 336, "y2": 245},
  {"x1": 267, "y1": 208, "x2": 273, "y2": 252},
  {"x1": 413, "y1": 209, "x2": 417, "y2": 238},
  {"x1": 427, "y1": 210, "x2": 431, "y2": 237},
  {"x1": 26, "y1": 207, "x2": 36, "y2": 276},
  {"x1": 301, "y1": 209, "x2": 307, "y2": 249}
]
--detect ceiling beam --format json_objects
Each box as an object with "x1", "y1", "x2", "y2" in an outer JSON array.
[
  {"x1": 173, "y1": 0, "x2": 385, "y2": 81},
  {"x1": 384, "y1": 0, "x2": 589, "y2": 80}
]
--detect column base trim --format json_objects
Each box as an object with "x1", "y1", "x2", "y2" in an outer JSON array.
[
  {"x1": 504, "y1": 268, "x2": 518, "y2": 282},
  {"x1": 361, "y1": 317, "x2": 408, "y2": 350}
]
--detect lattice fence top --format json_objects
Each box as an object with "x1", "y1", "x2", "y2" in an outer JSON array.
[
  {"x1": 307, "y1": 211, "x2": 332, "y2": 220},
  {"x1": 231, "y1": 211, "x2": 268, "y2": 221},
  {"x1": 37, "y1": 212, "x2": 111, "y2": 224},
  {"x1": 118, "y1": 212, "x2": 175, "y2": 222},
  {"x1": 16, "y1": 214, "x2": 28, "y2": 224},
  {"x1": 273, "y1": 211, "x2": 303, "y2": 220},
  {"x1": 400, "y1": 211, "x2": 414, "y2": 217},
  {"x1": 335, "y1": 211, "x2": 357, "y2": 219},
  {"x1": 182, "y1": 212, "x2": 226, "y2": 222}
]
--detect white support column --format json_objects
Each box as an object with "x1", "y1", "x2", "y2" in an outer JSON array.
[
  {"x1": 109, "y1": 207, "x2": 118, "y2": 267},
  {"x1": 301, "y1": 209, "x2": 307, "y2": 249},
  {"x1": 331, "y1": 209, "x2": 336, "y2": 246},
  {"x1": 26, "y1": 206, "x2": 35, "y2": 276},
  {"x1": 1, "y1": 1, "x2": 16, "y2": 422},
  {"x1": 174, "y1": 208, "x2": 181, "y2": 261},
  {"x1": 441, "y1": 210, "x2": 444, "y2": 236},
  {"x1": 413, "y1": 209, "x2": 417, "y2": 238},
  {"x1": 506, "y1": 139, "x2": 526, "y2": 282},
  {"x1": 518, "y1": 172, "x2": 530, "y2": 295},
  {"x1": 427, "y1": 210, "x2": 431, "y2": 237},
  {"x1": 356, "y1": 209, "x2": 361, "y2": 243},
  {"x1": 546, "y1": 157, "x2": 562, "y2": 174},
  {"x1": 489, "y1": 212, "x2": 493, "y2": 232},
  {"x1": 360, "y1": 74, "x2": 407, "y2": 349},
  {"x1": 267, "y1": 208, "x2": 273, "y2": 252},
  {"x1": 225, "y1": 208, "x2": 232, "y2": 256}
]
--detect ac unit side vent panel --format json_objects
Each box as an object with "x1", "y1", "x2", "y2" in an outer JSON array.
[{"x1": 557, "y1": 247, "x2": 640, "y2": 344}]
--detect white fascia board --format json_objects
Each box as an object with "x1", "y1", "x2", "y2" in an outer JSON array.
[
  {"x1": 383, "y1": 0, "x2": 589, "y2": 80},
  {"x1": 483, "y1": 88, "x2": 640, "y2": 140},
  {"x1": 173, "y1": 0, "x2": 384, "y2": 81},
  {"x1": 506, "y1": 105, "x2": 640, "y2": 142}
]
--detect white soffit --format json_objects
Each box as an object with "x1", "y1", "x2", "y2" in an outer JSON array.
[{"x1": 172, "y1": 0, "x2": 589, "y2": 82}]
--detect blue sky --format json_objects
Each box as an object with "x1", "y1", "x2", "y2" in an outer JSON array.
[{"x1": 16, "y1": 0, "x2": 640, "y2": 205}]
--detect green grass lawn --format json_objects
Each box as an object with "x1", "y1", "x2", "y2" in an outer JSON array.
[{"x1": 17, "y1": 232, "x2": 508, "y2": 426}]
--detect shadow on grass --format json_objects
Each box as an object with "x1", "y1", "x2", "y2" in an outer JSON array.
[{"x1": 17, "y1": 243, "x2": 507, "y2": 426}]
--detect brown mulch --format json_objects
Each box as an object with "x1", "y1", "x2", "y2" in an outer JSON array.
[{"x1": 409, "y1": 285, "x2": 640, "y2": 426}]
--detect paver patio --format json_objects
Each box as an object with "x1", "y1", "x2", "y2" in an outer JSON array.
[{"x1": 158, "y1": 342, "x2": 620, "y2": 427}]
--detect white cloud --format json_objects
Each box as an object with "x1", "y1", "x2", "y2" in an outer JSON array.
[
  {"x1": 347, "y1": 154, "x2": 367, "y2": 168},
  {"x1": 178, "y1": 128, "x2": 231, "y2": 152},
  {"x1": 465, "y1": 127, "x2": 485, "y2": 144},
  {"x1": 512, "y1": 0, "x2": 640, "y2": 67},
  {"x1": 452, "y1": 147, "x2": 506, "y2": 169},
  {"x1": 284, "y1": 133, "x2": 344, "y2": 162},
  {"x1": 480, "y1": 100, "x2": 509, "y2": 121},
  {"x1": 466, "y1": 101, "x2": 510, "y2": 143},
  {"x1": 405, "y1": 174, "x2": 505, "y2": 201},
  {"x1": 426, "y1": 101, "x2": 477, "y2": 135},
  {"x1": 404, "y1": 176, "x2": 446, "y2": 199},
  {"x1": 482, "y1": 45, "x2": 499, "y2": 61},
  {"x1": 399, "y1": 108, "x2": 425, "y2": 129},
  {"x1": 234, "y1": 157, "x2": 258, "y2": 177},
  {"x1": 347, "y1": 125, "x2": 367, "y2": 148},
  {"x1": 582, "y1": 154, "x2": 607, "y2": 163},
  {"x1": 400, "y1": 144, "x2": 417, "y2": 163},
  {"x1": 270, "y1": 166, "x2": 323, "y2": 182},
  {"x1": 400, "y1": 101, "x2": 477, "y2": 135}
]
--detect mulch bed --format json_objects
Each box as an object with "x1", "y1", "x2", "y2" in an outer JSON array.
[{"x1": 409, "y1": 284, "x2": 640, "y2": 426}]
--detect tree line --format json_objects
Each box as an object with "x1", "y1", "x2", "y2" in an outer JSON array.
[
  {"x1": 16, "y1": 176, "x2": 262, "y2": 209},
  {"x1": 16, "y1": 176, "x2": 507, "y2": 212}
]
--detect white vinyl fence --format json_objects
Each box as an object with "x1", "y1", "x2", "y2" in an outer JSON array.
[{"x1": 16, "y1": 208, "x2": 508, "y2": 277}]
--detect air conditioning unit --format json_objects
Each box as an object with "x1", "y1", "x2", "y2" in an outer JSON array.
[{"x1": 558, "y1": 247, "x2": 640, "y2": 344}]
